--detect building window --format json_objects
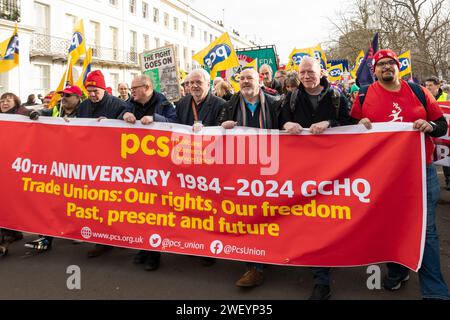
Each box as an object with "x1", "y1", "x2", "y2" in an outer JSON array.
[
  {"x1": 109, "y1": 0, "x2": 118, "y2": 6},
  {"x1": 129, "y1": 0, "x2": 136, "y2": 14},
  {"x1": 89, "y1": 21, "x2": 101, "y2": 57},
  {"x1": 190, "y1": 25, "x2": 195, "y2": 38},
  {"x1": 174, "y1": 44, "x2": 179, "y2": 59},
  {"x1": 110, "y1": 73, "x2": 119, "y2": 96},
  {"x1": 204, "y1": 31, "x2": 207, "y2": 42},
  {"x1": 142, "y1": 2, "x2": 148, "y2": 19},
  {"x1": 33, "y1": 64, "x2": 50, "y2": 96},
  {"x1": 153, "y1": 8, "x2": 159, "y2": 23},
  {"x1": 0, "y1": 0, "x2": 20, "y2": 22},
  {"x1": 143, "y1": 34, "x2": 149, "y2": 50},
  {"x1": 34, "y1": 2, "x2": 50, "y2": 35},
  {"x1": 110, "y1": 26, "x2": 119, "y2": 60},
  {"x1": 164, "y1": 13, "x2": 169, "y2": 28},
  {"x1": 129, "y1": 30, "x2": 137, "y2": 62},
  {"x1": 183, "y1": 21, "x2": 187, "y2": 35},
  {"x1": 155, "y1": 37, "x2": 160, "y2": 48},
  {"x1": 173, "y1": 17, "x2": 178, "y2": 31},
  {"x1": 210, "y1": 34, "x2": 213, "y2": 43},
  {"x1": 65, "y1": 14, "x2": 77, "y2": 39},
  {"x1": 183, "y1": 47, "x2": 188, "y2": 60}
]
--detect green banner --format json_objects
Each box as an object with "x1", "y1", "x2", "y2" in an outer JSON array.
[{"x1": 236, "y1": 46, "x2": 278, "y2": 74}]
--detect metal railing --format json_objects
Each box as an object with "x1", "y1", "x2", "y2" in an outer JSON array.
[
  {"x1": 0, "y1": 0, "x2": 20, "y2": 22},
  {"x1": 30, "y1": 33, "x2": 139, "y2": 66}
]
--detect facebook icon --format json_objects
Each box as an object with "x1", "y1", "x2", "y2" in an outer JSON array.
[{"x1": 210, "y1": 240, "x2": 223, "y2": 254}]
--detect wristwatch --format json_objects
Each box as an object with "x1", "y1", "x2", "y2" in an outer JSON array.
[{"x1": 429, "y1": 121, "x2": 436, "y2": 132}]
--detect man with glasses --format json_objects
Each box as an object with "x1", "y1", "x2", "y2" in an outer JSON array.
[
  {"x1": 351, "y1": 49, "x2": 449, "y2": 300},
  {"x1": 175, "y1": 69, "x2": 225, "y2": 128},
  {"x1": 279, "y1": 56, "x2": 351, "y2": 300},
  {"x1": 121, "y1": 75, "x2": 177, "y2": 126}
]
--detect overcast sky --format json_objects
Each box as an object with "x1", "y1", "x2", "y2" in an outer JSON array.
[{"x1": 190, "y1": 0, "x2": 353, "y2": 63}]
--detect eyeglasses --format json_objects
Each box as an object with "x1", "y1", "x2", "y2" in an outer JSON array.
[
  {"x1": 298, "y1": 71, "x2": 317, "y2": 77},
  {"x1": 130, "y1": 84, "x2": 147, "y2": 91},
  {"x1": 376, "y1": 60, "x2": 397, "y2": 68}
]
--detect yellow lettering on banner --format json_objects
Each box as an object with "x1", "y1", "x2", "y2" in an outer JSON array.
[
  {"x1": 107, "y1": 209, "x2": 177, "y2": 227},
  {"x1": 218, "y1": 217, "x2": 280, "y2": 237},
  {"x1": 221, "y1": 200, "x2": 257, "y2": 216},
  {"x1": 66, "y1": 202, "x2": 101, "y2": 221},
  {"x1": 261, "y1": 201, "x2": 351, "y2": 220},
  {"x1": 120, "y1": 133, "x2": 170, "y2": 159},
  {"x1": 180, "y1": 216, "x2": 214, "y2": 231},
  {"x1": 22, "y1": 177, "x2": 61, "y2": 196}
]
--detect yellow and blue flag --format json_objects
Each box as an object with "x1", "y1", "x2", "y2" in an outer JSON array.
[
  {"x1": 351, "y1": 50, "x2": 365, "y2": 79},
  {"x1": 193, "y1": 32, "x2": 239, "y2": 76},
  {"x1": 0, "y1": 25, "x2": 19, "y2": 73},
  {"x1": 68, "y1": 19, "x2": 86, "y2": 65},
  {"x1": 228, "y1": 58, "x2": 258, "y2": 92},
  {"x1": 49, "y1": 62, "x2": 75, "y2": 109},
  {"x1": 398, "y1": 50, "x2": 412, "y2": 78},
  {"x1": 75, "y1": 47, "x2": 92, "y2": 96},
  {"x1": 288, "y1": 44, "x2": 327, "y2": 70},
  {"x1": 327, "y1": 64, "x2": 343, "y2": 82}
]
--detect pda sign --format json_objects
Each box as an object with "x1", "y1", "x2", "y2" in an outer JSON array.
[
  {"x1": 204, "y1": 44, "x2": 231, "y2": 70},
  {"x1": 399, "y1": 57, "x2": 410, "y2": 72}
]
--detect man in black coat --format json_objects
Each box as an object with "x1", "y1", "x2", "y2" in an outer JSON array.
[
  {"x1": 175, "y1": 69, "x2": 225, "y2": 128},
  {"x1": 77, "y1": 70, "x2": 127, "y2": 119},
  {"x1": 121, "y1": 75, "x2": 178, "y2": 125},
  {"x1": 279, "y1": 56, "x2": 351, "y2": 301}
]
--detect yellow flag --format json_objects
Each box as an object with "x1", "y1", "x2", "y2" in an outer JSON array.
[
  {"x1": 327, "y1": 64, "x2": 343, "y2": 82},
  {"x1": 75, "y1": 47, "x2": 92, "y2": 96},
  {"x1": 0, "y1": 24, "x2": 19, "y2": 73},
  {"x1": 398, "y1": 50, "x2": 412, "y2": 78},
  {"x1": 351, "y1": 50, "x2": 365, "y2": 78},
  {"x1": 228, "y1": 58, "x2": 258, "y2": 92},
  {"x1": 68, "y1": 19, "x2": 86, "y2": 65},
  {"x1": 193, "y1": 32, "x2": 239, "y2": 76},
  {"x1": 288, "y1": 44, "x2": 327, "y2": 70},
  {"x1": 311, "y1": 44, "x2": 327, "y2": 70},
  {"x1": 49, "y1": 63, "x2": 74, "y2": 108}
]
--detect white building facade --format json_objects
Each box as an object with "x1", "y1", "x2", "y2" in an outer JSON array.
[{"x1": 0, "y1": 0, "x2": 257, "y2": 100}]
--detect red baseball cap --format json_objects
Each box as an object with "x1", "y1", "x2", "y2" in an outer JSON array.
[
  {"x1": 58, "y1": 85, "x2": 82, "y2": 97},
  {"x1": 372, "y1": 49, "x2": 401, "y2": 69}
]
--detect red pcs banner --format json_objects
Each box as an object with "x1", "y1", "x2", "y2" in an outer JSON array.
[
  {"x1": 434, "y1": 101, "x2": 450, "y2": 167},
  {"x1": 0, "y1": 115, "x2": 426, "y2": 271}
]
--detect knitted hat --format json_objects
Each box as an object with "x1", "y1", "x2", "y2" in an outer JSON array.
[
  {"x1": 372, "y1": 49, "x2": 401, "y2": 69},
  {"x1": 85, "y1": 70, "x2": 106, "y2": 90}
]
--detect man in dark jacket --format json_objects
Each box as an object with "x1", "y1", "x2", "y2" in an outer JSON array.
[
  {"x1": 121, "y1": 75, "x2": 178, "y2": 125},
  {"x1": 221, "y1": 68, "x2": 279, "y2": 130},
  {"x1": 279, "y1": 56, "x2": 351, "y2": 301},
  {"x1": 77, "y1": 70, "x2": 127, "y2": 119},
  {"x1": 220, "y1": 67, "x2": 279, "y2": 288},
  {"x1": 260, "y1": 64, "x2": 283, "y2": 95},
  {"x1": 76, "y1": 70, "x2": 127, "y2": 258},
  {"x1": 175, "y1": 69, "x2": 225, "y2": 128},
  {"x1": 279, "y1": 56, "x2": 351, "y2": 133}
]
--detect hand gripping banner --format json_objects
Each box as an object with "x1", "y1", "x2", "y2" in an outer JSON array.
[{"x1": 0, "y1": 115, "x2": 426, "y2": 270}]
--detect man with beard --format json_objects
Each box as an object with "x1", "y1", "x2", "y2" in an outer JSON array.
[{"x1": 351, "y1": 49, "x2": 449, "y2": 300}]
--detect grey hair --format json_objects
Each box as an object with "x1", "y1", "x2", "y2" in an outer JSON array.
[
  {"x1": 299, "y1": 56, "x2": 321, "y2": 69},
  {"x1": 259, "y1": 64, "x2": 272, "y2": 74},
  {"x1": 133, "y1": 75, "x2": 154, "y2": 87},
  {"x1": 189, "y1": 68, "x2": 211, "y2": 85}
]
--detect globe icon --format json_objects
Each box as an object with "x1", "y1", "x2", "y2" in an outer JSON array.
[{"x1": 81, "y1": 227, "x2": 92, "y2": 239}]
